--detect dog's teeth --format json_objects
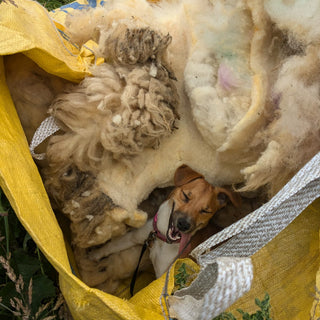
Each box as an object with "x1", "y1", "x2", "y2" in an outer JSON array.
[{"x1": 168, "y1": 226, "x2": 181, "y2": 241}]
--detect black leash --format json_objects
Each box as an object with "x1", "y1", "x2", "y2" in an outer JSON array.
[{"x1": 130, "y1": 231, "x2": 156, "y2": 296}]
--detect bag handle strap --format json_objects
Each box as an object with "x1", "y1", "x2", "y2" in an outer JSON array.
[{"x1": 29, "y1": 116, "x2": 60, "y2": 160}]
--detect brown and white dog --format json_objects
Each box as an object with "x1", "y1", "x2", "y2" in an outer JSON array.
[{"x1": 89, "y1": 165, "x2": 241, "y2": 284}]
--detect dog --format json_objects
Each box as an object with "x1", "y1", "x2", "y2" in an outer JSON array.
[{"x1": 88, "y1": 165, "x2": 241, "y2": 293}]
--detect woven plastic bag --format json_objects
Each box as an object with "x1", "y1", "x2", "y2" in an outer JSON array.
[{"x1": 0, "y1": 0, "x2": 319, "y2": 319}]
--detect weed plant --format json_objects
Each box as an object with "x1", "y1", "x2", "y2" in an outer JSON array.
[
  {"x1": 213, "y1": 293, "x2": 272, "y2": 320},
  {"x1": 36, "y1": 0, "x2": 73, "y2": 11},
  {"x1": 0, "y1": 0, "x2": 72, "y2": 10},
  {"x1": 0, "y1": 189, "x2": 71, "y2": 319}
]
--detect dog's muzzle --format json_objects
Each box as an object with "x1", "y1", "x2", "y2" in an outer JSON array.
[
  {"x1": 167, "y1": 204, "x2": 193, "y2": 255},
  {"x1": 176, "y1": 216, "x2": 191, "y2": 232}
]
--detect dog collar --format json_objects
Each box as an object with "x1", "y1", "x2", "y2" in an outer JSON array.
[
  {"x1": 152, "y1": 212, "x2": 168, "y2": 242},
  {"x1": 153, "y1": 211, "x2": 181, "y2": 244}
]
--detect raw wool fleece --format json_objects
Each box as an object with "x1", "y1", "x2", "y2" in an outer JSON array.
[
  {"x1": 5, "y1": 0, "x2": 320, "y2": 293},
  {"x1": 49, "y1": 25, "x2": 179, "y2": 164},
  {"x1": 184, "y1": 0, "x2": 320, "y2": 196}
]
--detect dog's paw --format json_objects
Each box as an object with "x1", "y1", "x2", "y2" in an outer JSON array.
[
  {"x1": 87, "y1": 243, "x2": 114, "y2": 262},
  {"x1": 124, "y1": 209, "x2": 148, "y2": 228}
]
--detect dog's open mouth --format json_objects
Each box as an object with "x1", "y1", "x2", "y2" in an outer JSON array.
[
  {"x1": 166, "y1": 202, "x2": 192, "y2": 254},
  {"x1": 166, "y1": 201, "x2": 181, "y2": 243},
  {"x1": 167, "y1": 220, "x2": 182, "y2": 243}
]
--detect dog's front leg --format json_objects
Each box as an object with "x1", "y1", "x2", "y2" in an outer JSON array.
[{"x1": 89, "y1": 219, "x2": 153, "y2": 261}]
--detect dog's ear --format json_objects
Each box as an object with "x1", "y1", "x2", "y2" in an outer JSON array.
[
  {"x1": 215, "y1": 187, "x2": 242, "y2": 208},
  {"x1": 174, "y1": 164, "x2": 204, "y2": 187}
]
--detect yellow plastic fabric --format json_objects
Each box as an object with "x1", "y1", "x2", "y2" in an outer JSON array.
[
  {"x1": 0, "y1": 0, "x2": 88, "y2": 81},
  {"x1": 227, "y1": 198, "x2": 320, "y2": 320},
  {"x1": 0, "y1": 0, "x2": 319, "y2": 319}
]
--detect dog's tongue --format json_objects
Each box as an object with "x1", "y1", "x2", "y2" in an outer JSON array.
[{"x1": 179, "y1": 233, "x2": 192, "y2": 255}]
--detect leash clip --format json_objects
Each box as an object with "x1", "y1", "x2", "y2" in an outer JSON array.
[{"x1": 146, "y1": 231, "x2": 156, "y2": 247}]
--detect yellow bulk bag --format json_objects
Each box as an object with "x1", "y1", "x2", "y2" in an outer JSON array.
[
  {"x1": 227, "y1": 199, "x2": 320, "y2": 319},
  {"x1": 0, "y1": 1, "x2": 319, "y2": 319}
]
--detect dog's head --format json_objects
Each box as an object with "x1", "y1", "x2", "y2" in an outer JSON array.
[{"x1": 166, "y1": 164, "x2": 241, "y2": 242}]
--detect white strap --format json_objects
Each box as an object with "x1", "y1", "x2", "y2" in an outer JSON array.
[
  {"x1": 29, "y1": 116, "x2": 60, "y2": 160},
  {"x1": 168, "y1": 257, "x2": 253, "y2": 320}
]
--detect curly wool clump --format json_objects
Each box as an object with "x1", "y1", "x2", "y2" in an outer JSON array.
[{"x1": 48, "y1": 58, "x2": 179, "y2": 167}]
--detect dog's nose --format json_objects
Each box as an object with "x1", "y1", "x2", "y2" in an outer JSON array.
[{"x1": 177, "y1": 218, "x2": 191, "y2": 232}]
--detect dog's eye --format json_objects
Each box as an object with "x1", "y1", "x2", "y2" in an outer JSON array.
[
  {"x1": 201, "y1": 209, "x2": 212, "y2": 214},
  {"x1": 182, "y1": 191, "x2": 190, "y2": 203}
]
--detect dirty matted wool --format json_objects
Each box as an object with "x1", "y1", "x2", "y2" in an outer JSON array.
[{"x1": 49, "y1": 43, "x2": 179, "y2": 166}]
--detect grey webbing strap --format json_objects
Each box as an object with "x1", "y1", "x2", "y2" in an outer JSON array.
[{"x1": 29, "y1": 116, "x2": 60, "y2": 160}]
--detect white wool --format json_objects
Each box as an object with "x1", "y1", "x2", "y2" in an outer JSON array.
[
  {"x1": 184, "y1": 51, "x2": 217, "y2": 89},
  {"x1": 112, "y1": 114, "x2": 122, "y2": 125},
  {"x1": 44, "y1": 0, "x2": 320, "y2": 205},
  {"x1": 265, "y1": 0, "x2": 320, "y2": 44},
  {"x1": 242, "y1": 44, "x2": 320, "y2": 194},
  {"x1": 184, "y1": 0, "x2": 253, "y2": 150},
  {"x1": 189, "y1": 87, "x2": 230, "y2": 147}
]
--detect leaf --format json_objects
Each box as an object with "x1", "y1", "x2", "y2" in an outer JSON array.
[
  {"x1": 31, "y1": 274, "x2": 56, "y2": 314},
  {"x1": 23, "y1": 234, "x2": 32, "y2": 252},
  {"x1": 0, "y1": 281, "x2": 16, "y2": 306},
  {"x1": 12, "y1": 249, "x2": 40, "y2": 282},
  {"x1": 255, "y1": 298, "x2": 262, "y2": 308},
  {"x1": 175, "y1": 263, "x2": 189, "y2": 289}
]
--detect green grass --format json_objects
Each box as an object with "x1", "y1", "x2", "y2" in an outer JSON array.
[
  {"x1": 0, "y1": 0, "x2": 73, "y2": 11},
  {"x1": 0, "y1": 189, "x2": 71, "y2": 319},
  {"x1": 37, "y1": 0, "x2": 73, "y2": 11}
]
